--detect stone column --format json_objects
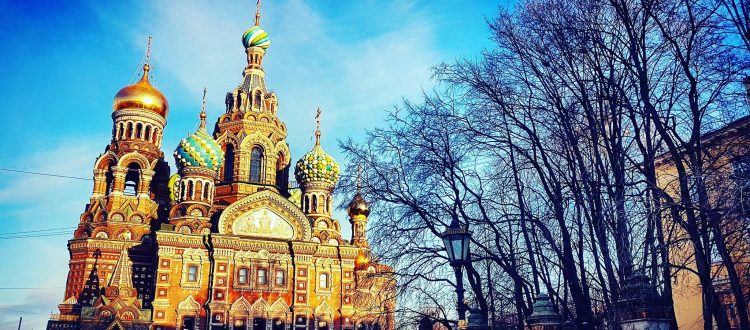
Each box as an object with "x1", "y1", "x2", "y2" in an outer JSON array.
[{"x1": 111, "y1": 166, "x2": 127, "y2": 196}]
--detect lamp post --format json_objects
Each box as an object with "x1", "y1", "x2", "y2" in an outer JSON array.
[{"x1": 440, "y1": 219, "x2": 471, "y2": 325}]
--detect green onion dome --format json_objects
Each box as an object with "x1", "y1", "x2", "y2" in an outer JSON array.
[
  {"x1": 174, "y1": 126, "x2": 223, "y2": 171},
  {"x1": 242, "y1": 26, "x2": 270, "y2": 49},
  {"x1": 295, "y1": 144, "x2": 340, "y2": 186}
]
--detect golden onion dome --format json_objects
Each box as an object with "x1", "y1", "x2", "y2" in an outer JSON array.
[
  {"x1": 113, "y1": 64, "x2": 169, "y2": 118},
  {"x1": 348, "y1": 193, "x2": 370, "y2": 217},
  {"x1": 354, "y1": 250, "x2": 371, "y2": 270}
]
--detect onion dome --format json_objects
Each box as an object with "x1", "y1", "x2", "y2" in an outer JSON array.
[
  {"x1": 348, "y1": 193, "x2": 370, "y2": 217},
  {"x1": 174, "y1": 111, "x2": 223, "y2": 171},
  {"x1": 113, "y1": 64, "x2": 169, "y2": 118},
  {"x1": 295, "y1": 144, "x2": 340, "y2": 186},
  {"x1": 242, "y1": 26, "x2": 270, "y2": 49}
]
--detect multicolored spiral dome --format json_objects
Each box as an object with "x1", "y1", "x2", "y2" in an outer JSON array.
[
  {"x1": 174, "y1": 127, "x2": 224, "y2": 171},
  {"x1": 242, "y1": 26, "x2": 270, "y2": 49},
  {"x1": 295, "y1": 144, "x2": 340, "y2": 186}
]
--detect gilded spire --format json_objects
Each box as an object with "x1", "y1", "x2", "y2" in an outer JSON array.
[
  {"x1": 315, "y1": 107, "x2": 322, "y2": 145},
  {"x1": 199, "y1": 87, "x2": 207, "y2": 129},
  {"x1": 254, "y1": 0, "x2": 262, "y2": 26}
]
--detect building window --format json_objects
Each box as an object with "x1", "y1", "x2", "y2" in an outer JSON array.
[
  {"x1": 238, "y1": 268, "x2": 248, "y2": 284},
  {"x1": 187, "y1": 266, "x2": 198, "y2": 282},
  {"x1": 257, "y1": 268, "x2": 267, "y2": 285},
  {"x1": 223, "y1": 144, "x2": 235, "y2": 182},
  {"x1": 275, "y1": 270, "x2": 285, "y2": 285},
  {"x1": 124, "y1": 163, "x2": 141, "y2": 196},
  {"x1": 319, "y1": 273, "x2": 329, "y2": 289},
  {"x1": 250, "y1": 146, "x2": 264, "y2": 183}
]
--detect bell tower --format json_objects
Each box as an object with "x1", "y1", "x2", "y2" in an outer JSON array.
[
  {"x1": 214, "y1": 1, "x2": 291, "y2": 205},
  {"x1": 59, "y1": 38, "x2": 169, "y2": 313}
]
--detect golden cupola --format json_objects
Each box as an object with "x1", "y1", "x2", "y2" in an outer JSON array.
[{"x1": 113, "y1": 63, "x2": 169, "y2": 118}]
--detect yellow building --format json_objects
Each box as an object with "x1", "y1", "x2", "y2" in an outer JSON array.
[
  {"x1": 47, "y1": 5, "x2": 395, "y2": 330},
  {"x1": 655, "y1": 115, "x2": 750, "y2": 329}
]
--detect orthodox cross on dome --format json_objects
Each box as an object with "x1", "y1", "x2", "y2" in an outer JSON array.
[
  {"x1": 254, "y1": 0, "x2": 262, "y2": 26},
  {"x1": 315, "y1": 107, "x2": 322, "y2": 145},
  {"x1": 145, "y1": 36, "x2": 152, "y2": 65},
  {"x1": 141, "y1": 36, "x2": 153, "y2": 79},
  {"x1": 200, "y1": 87, "x2": 207, "y2": 129}
]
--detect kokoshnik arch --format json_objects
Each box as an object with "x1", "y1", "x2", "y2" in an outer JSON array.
[{"x1": 46, "y1": 4, "x2": 395, "y2": 330}]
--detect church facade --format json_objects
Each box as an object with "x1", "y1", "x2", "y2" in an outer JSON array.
[{"x1": 47, "y1": 6, "x2": 395, "y2": 330}]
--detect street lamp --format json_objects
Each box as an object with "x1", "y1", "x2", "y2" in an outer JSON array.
[{"x1": 441, "y1": 219, "x2": 471, "y2": 323}]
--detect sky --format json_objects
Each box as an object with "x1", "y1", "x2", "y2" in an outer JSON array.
[{"x1": 0, "y1": 0, "x2": 501, "y2": 328}]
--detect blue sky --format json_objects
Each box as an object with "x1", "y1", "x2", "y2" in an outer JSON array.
[{"x1": 0, "y1": 1, "x2": 500, "y2": 328}]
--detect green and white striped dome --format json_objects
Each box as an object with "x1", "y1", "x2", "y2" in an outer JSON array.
[{"x1": 242, "y1": 26, "x2": 270, "y2": 49}]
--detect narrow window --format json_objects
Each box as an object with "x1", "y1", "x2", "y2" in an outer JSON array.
[
  {"x1": 319, "y1": 273, "x2": 328, "y2": 289},
  {"x1": 126, "y1": 122, "x2": 133, "y2": 139},
  {"x1": 145, "y1": 125, "x2": 152, "y2": 141},
  {"x1": 187, "y1": 266, "x2": 198, "y2": 282},
  {"x1": 250, "y1": 146, "x2": 263, "y2": 183},
  {"x1": 312, "y1": 195, "x2": 318, "y2": 212},
  {"x1": 238, "y1": 268, "x2": 248, "y2": 284},
  {"x1": 275, "y1": 270, "x2": 285, "y2": 285},
  {"x1": 257, "y1": 269, "x2": 267, "y2": 285},
  {"x1": 135, "y1": 123, "x2": 143, "y2": 139},
  {"x1": 223, "y1": 144, "x2": 235, "y2": 182},
  {"x1": 187, "y1": 181, "x2": 194, "y2": 200}
]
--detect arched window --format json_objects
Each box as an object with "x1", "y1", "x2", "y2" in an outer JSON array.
[
  {"x1": 144, "y1": 125, "x2": 152, "y2": 141},
  {"x1": 250, "y1": 146, "x2": 263, "y2": 183},
  {"x1": 319, "y1": 273, "x2": 328, "y2": 289},
  {"x1": 152, "y1": 128, "x2": 159, "y2": 144},
  {"x1": 118, "y1": 123, "x2": 125, "y2": 139},
  {"x1": 238, "y1": 268, "x2": 248, "y2": 284},
  {"x1": 223, "y1": 144, "x2": 235, "y2": 182},
  {"x1": 123, "y1": 163, "x2": 141, "y2": 196},
  {"x1": 195, "y1": 181, "x2": 203, "y2": 200},
  {"x1": 236, "y1": 91, "x2": 243, "y2": 108},
  {"x1": 326, "y1": 196, "x2": 331, "y2": 213},
  {"x1": 203, "y1": 183, "x2": 210, "y2": 200},
  {"x1": 135, "y1": 123, "x2": 143, "y2": 139},
  {"x1": 312, "y1": 195, "x2": 318, "y2": 212},
  {"x1": 304, "y1": 195, "x2": 310, "y2": 213},
  {"x1": 257, "y1": 269, "x2": 267, "y2": 284},
  {"x1": 187, "y1": 181, "x2": 194, "y2": 199},
  {"x1": 187, "y1": 266, "x2": 198, "y2": 282},
  {"x1": 126, "y1": 122, "x2": 133, "y2": 139}
]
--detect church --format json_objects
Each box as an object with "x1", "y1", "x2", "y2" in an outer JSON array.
[{"x1": 46, "y1": 4, "x2": 395, "y2": 330}]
